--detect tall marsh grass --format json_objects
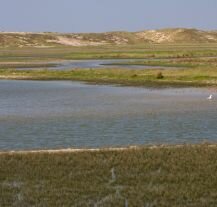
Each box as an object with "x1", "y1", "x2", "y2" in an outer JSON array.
[{"x1": 0, "y1": 145, "x2": 217, "y2": 206}]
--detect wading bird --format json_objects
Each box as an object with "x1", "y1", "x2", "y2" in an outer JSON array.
[{"x1": 207, "y1": 94, "x2": 213, "y2": 100}]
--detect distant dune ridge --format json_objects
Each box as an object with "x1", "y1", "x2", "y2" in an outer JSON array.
[{"x1": 0, "y1": 28, "x2": 217, "y2": 47}]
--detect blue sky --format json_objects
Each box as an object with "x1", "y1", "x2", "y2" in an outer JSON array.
[{"x1": 0, "y1": 0, "x2": 216, "y2": 32}]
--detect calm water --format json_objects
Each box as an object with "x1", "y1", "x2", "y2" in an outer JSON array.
[
  {"x1": 53, "y1": 59, "x2": 181, "y2": 70},
  {"x1": 0, "y1": 80, "x2": 216, "y2": 150},
  {"x1": 19, "y1": 59, "x2": 181, "y2": 70}
]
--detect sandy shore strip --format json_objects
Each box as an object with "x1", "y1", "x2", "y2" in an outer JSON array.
[
  {"x1": 1, "y1": 144, "x2": 217, "y2": 155},
  {"x1": 0, "y1": 146, "x2": 139, "y2": 155}
]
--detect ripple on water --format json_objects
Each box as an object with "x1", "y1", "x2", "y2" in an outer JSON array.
[{"x1": 0, "y1": 80, "x2": 216, "y2": 150}]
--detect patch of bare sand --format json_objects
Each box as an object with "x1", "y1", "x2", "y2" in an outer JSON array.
[
  {"x1": 136, "y1": 30, "x2": 180, "y2": 43},
  {"x1": 1, "y1": 144, "x2": 216, "y2": 155},
  {"x1": 47, "y1": 36, "x2": 106, "y2": 46}
]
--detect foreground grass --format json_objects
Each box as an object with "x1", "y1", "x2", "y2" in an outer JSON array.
[
  {"x1": 0, "y1": 67, "x2": 217, "y2": 87},
  {"x1": 0, "y1": 145, "x2": 217, "y2": 206}
]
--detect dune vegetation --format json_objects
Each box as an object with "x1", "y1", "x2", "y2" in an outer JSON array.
[{"x1": 1, "y1": 28, "x2": 217, "y2": 48}]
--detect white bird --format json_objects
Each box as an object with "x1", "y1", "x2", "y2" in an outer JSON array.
[{"x1": 207, "y1": 94, "x2": 213, "y2": 100}]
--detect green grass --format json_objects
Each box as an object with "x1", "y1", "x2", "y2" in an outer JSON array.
[
  {"x1": 0, "y1": 63, "x2": 58, "y2": 69},
  {"x1": 103, "y1": 57, "x2": 217, "y2": 68},
  {"x1": 0, "y1": 66, "x2": 217, "y2": 87},
  {"x1": 104, "y1": 60, "x2": 198, "y2": 68},
  {"x1": 0, "y1": 43, "x2": 217, "y2": 62},
  {"x1": 64, "y1": 48, "x2": 217, "y2": 60},
  {"x1": 1, "y1": 144, "x2": 217, "y2": 206}
]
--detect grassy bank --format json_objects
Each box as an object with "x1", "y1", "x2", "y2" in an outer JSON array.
[
  {"x1": 0, "y1": 62, "x2": 58, "y2": 69},
  {"x1": 0, "y1": 67, "x2": 217, "y2": 87},
  {"x1": 103, "y1": 57, "x2": 217, "y2": 69},
  {"x1": 1, "y1": 144, "x2": 217, "y2": 206}
]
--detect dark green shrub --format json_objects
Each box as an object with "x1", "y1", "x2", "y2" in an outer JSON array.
[
  {"x1": 131, "y1": 74, "x2": 138, "y2": 78},
  {"x1": 156, "y1": 72, "x2": 164, "y2": 79}
]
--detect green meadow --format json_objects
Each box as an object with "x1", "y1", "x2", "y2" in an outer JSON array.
[
  {"x1": 1, "y1": 43, "x2": 217, "y2": 61},
  {"x1": 0, "y1": 66, "x2": 217, "y2": 87}
]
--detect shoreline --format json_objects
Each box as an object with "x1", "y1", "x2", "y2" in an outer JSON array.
[
  {"x1": 0, "y1": 77, "x2": 217, "y2": 91},
  {"x1": 1, "y1": 143, "x2": 216, "y2": 155},
  {"x1": 0, "y1": 70, "x2": 217, "y2": 88}
]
